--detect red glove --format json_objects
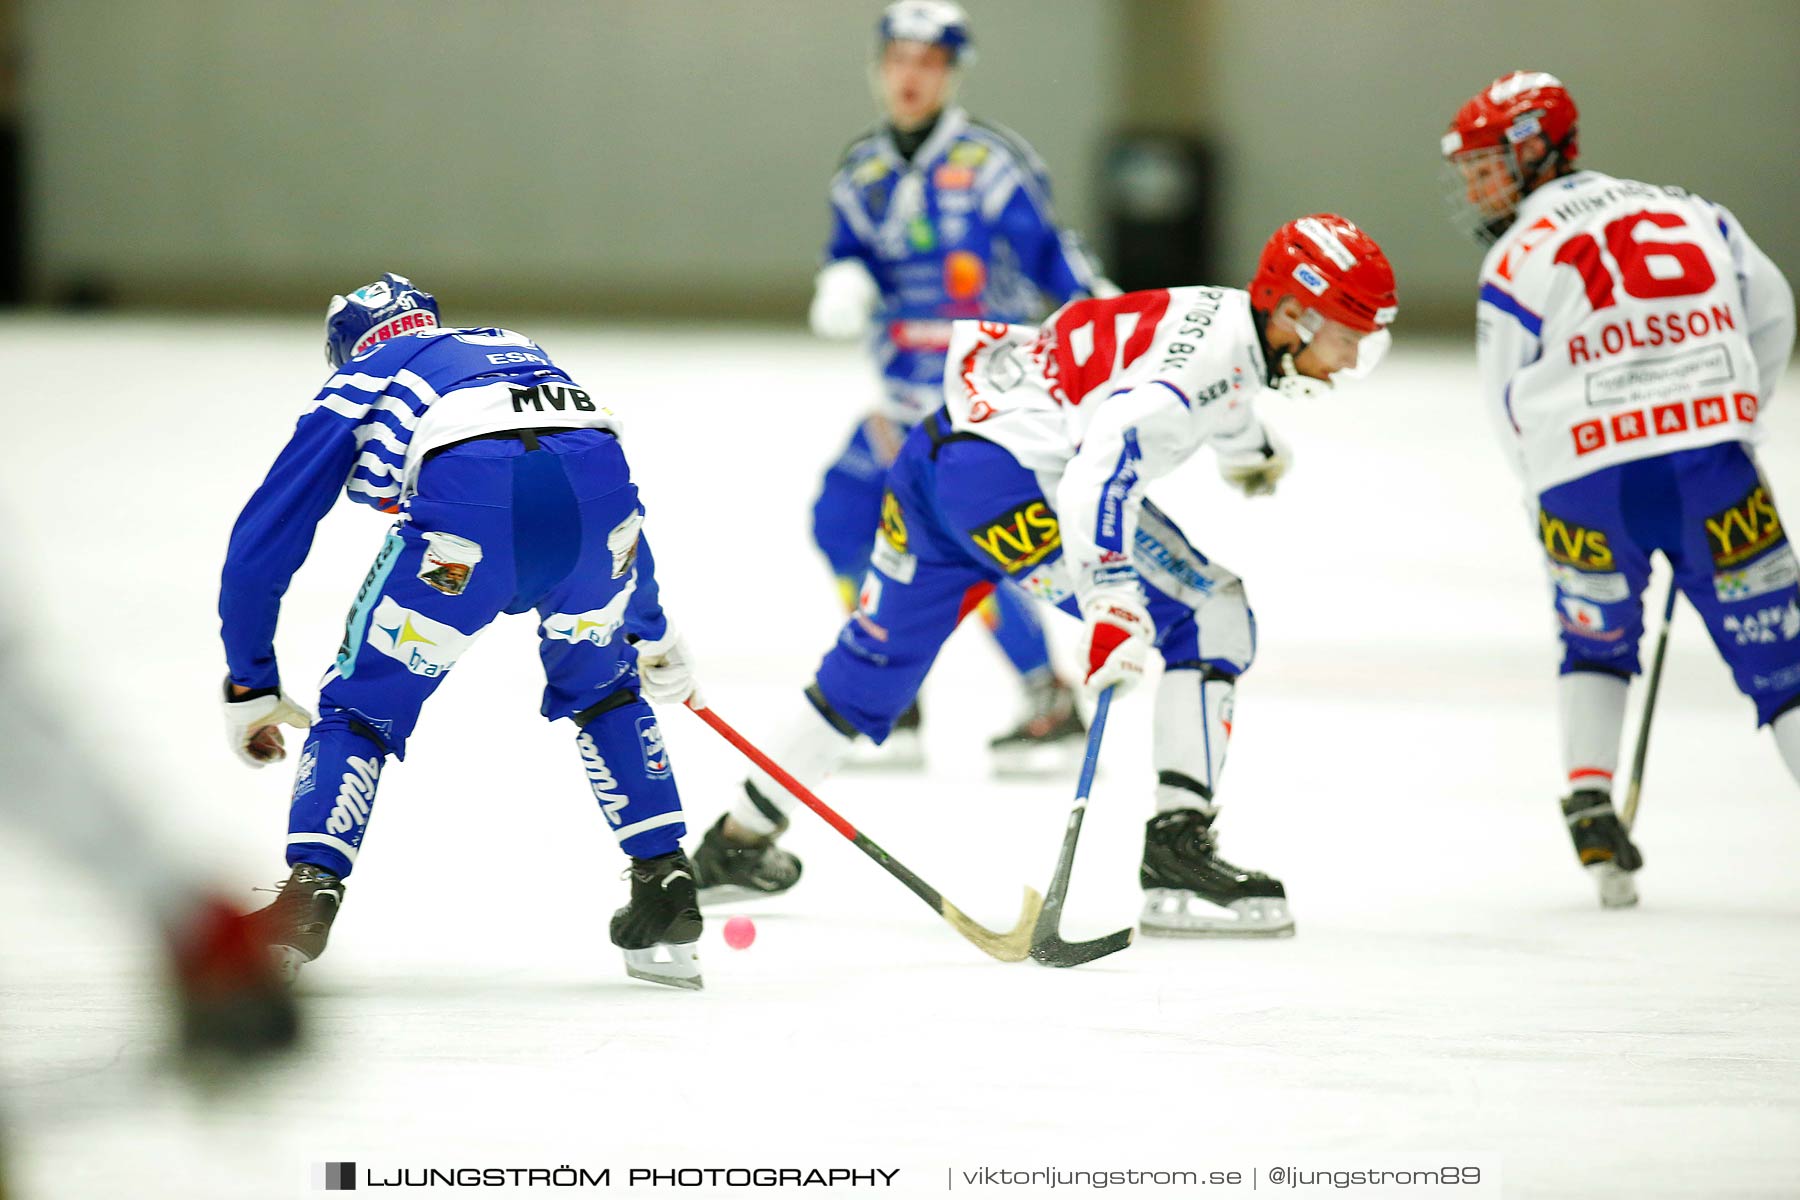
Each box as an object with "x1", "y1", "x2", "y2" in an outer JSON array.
[{"x1": 1079, "y1": 596, "x2": 1153, "y2": 698}]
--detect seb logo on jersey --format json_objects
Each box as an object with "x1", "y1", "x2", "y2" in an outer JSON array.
[
  {"x1": 1540, "y1": 507, "x2": 1613, "y2": 570},
  {"x1": 969, "y1": 501, "x2": 1061, "y2": 572},
  {"x1": 1706, "y1": 484, "x2": 1785, "y2": 569}
]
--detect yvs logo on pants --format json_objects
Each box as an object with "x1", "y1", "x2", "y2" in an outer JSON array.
[
  {"x1": 968, "y1": 500, "x2": 1061, "y2": 572},
  {"x1": 1539, "y1": 507, "x2": 1613, "y2": 571},
  {"x1": 1706, "y1": 484, "x2": 1785, "y2": 569}
]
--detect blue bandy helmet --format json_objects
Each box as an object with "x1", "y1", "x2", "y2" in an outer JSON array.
[
  {"x1": 324, "y1": 273, "x2": 440, "y2": 369},
  {"x1": 879, "y1": 1, "x2": 975, "y2": 65}
]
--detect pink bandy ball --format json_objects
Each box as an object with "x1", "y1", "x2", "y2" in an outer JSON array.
[{"x1": 722, "y1": 915, "x2": 756, "y2": 950}]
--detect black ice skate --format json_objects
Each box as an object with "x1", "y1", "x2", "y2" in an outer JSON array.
[
  {"x1": 1139, "y1": 809, "x2": 1294, "y2": 937},
  {"x1": 692, "y1": 810, "x2": 803, "y2": 904},
  {"x1": 1562, "y1": 789, "x2": 1643, "y2": 909},
  {"x1": 247, "y1": 864, "x2": 345, "y2": 983},
  {"x1": 611, "y1": 850, "x2": 704, "y2": 990},
  {"x1": 988, "y1": 676, "x2": 1087, "y2": 777},
  {"x1": 844, "y1": 700, "x2": 924, "y2": 771}
]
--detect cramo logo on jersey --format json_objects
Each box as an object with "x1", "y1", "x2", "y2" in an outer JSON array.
[{"x1": 352, "y1": 310, "x2": 439, "y2": 357}]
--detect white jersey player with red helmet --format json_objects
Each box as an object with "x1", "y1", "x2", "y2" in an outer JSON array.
[
  {"x1": 690, "y1": 215, "x2": 1397, "y2": 939},
  {"x1": 1445, "y1": 71, "x2": 1799, "y2": 907}
]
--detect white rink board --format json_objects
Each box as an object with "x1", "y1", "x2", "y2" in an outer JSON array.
[{"x1": 0, "y1": 318, "x2": 1796, "y2": 1199}]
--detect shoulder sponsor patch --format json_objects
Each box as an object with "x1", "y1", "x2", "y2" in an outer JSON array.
[
  {"x1": 949, "y1": 141, "x2": 989, "y2": 168},
  {"x1": 968, "y1": 500, "x2": 1061, "y2": 572}
]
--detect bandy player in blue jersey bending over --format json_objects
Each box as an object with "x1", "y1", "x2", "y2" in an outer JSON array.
[
  {"x1": 217, "y1": 276, "x2": 709, "y2": 989},
  {"x1": 805, "y1": 2, "x2": 1114, "y2": 773}
]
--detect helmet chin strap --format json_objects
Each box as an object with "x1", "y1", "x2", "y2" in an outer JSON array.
[
  {"x1": 1275, "y1": 352, "x2": 1332, "y2": 400},
  {"x1": 1257, "y1": 307, "x2": 1332, "y2": 400}
]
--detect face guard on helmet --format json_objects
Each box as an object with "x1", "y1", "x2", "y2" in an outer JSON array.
[
  {"x1": 324, "y1": 272, "x2": 440, "y2": 369},
  {"x1": 1441, "y1": 70, "x2": 1579, "y2": 245},
  {"x1": 1247, "y1": 214, "x2": 1397, "y2": 399}
]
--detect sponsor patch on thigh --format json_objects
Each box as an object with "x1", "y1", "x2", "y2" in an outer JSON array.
[
  {"x1": 366, "y1": 597, "x2": 476, "y2": 677},
  {"x1": 1722, "y1": 600, "x2": 1800, "y2": 646},
  {"x1": 542, "y1": 577, "x2": 637, "y2": 647},
  {"x1": 417, "y1": 531, "x2": 483, "y2": 596},
  {"x1": 1550, "y1": 561, "x2": 1630, "y2": 603},
  {"x1": 1715, "y1": 544, "x2": 1800, "y2": 602},
  {"x1": 1558, "y1": 595, "x2": 1624, "y2": 641}
]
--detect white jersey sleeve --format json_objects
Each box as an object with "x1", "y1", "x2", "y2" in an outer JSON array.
[{"x1": 1713, "y1": 202, "x2": 1797, "y2": 408}]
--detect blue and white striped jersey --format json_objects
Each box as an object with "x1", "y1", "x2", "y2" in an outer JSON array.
[
  {"x1": 220, "y1": 327, "x2": 619, "y2": 690},
  {"x1": 824, "y1": 106, "x2": 1107, "y2": 422}
]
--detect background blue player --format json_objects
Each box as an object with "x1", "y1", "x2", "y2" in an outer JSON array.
[
  {"x1": 217, "y1": 275, "x2": 708, "y2": 989},
  {"x1": 805, "y1": 1, "x2": 1114, "y2": 772}
]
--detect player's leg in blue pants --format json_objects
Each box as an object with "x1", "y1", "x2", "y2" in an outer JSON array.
[
  {"x1": 811, "y1": 417, "x2": 1068, "y2": 757},
  {"x1": 1541, "y1": 443, "x2": 1800, "y2": 797},
  {"x1": 728, "y1": 417, "x2": 1274, "y2": 931},
  {"x1": 276, "y1": 430, "x2": 688, "y2": 972}
]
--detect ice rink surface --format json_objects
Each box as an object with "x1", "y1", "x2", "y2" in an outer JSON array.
[{"x1": 1, "y1": 317, "x2": 1796, "y2": 1199}]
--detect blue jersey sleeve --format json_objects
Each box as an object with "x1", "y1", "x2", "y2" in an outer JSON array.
[
  {"x1": 995, "y1": 182, "x2": 1099, "y2": 306},
  {"x1": 624, "y1": 529, "x2": 671, "y2": 644},
  {"x1": 219, "y1": 409, "x2": 358, "y2": 690},
  {"x1": 824, "y1": 203, "x2": 876, "y2": 273}
]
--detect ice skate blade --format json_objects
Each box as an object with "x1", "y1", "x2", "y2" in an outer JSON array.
[
  {"x1": 1588, "y1": 863, "x2": 1639, "y2": 909},
  {"x1": 268, "y1": 945, "x2": 310, "y2": 985},
  {"x1": 989, "y1": 740, "x2": 1086, "y2": 779},
  {"x1": 696, "y1": 883, "x2": 793, "y2": 908},
  {"x1": 621, "y1": 943, "x2": 704, "y2": 991},
  {"x1": 1139, "y1": 890, "x2": 1295, "y2": 938},
  {"x1": 841, "y1": 731, "x2": 924, "y2": 773}
]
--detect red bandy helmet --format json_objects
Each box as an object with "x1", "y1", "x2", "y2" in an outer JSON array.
[
  {"x1": 1248, "y1": 214, "x2": 1397, "y2": 396},
  {"x1": 1441, "y1": 71, "x2": 1579, "y2": 243}
]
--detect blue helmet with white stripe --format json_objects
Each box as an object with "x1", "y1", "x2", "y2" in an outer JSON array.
[
  {"x1": 324, "y1": 273, "x2": 440, "y2": 369},
  {"x1": 879, "y1": 1, "x2": 975, "y2": 65}
]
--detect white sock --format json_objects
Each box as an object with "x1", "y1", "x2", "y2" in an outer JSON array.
[
  {"x1": 1772, "y1": 708, "x2": 1800, "y2": 785},
  {"x1": 728, "y1": 694, "x2": 856, "y2": 836},
  {"x1": 1559, "y1": 671, "x2": 1629, "y2": 795}
]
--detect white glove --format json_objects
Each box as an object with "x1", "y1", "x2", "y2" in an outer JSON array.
[
  {"x1": 1078, "y1": 594, "x2": 1155, "y2": 700},
  {"x1": 808, "y1": 259, "x2": 880, "y2": 340},
  {"x1": 633, "y1": 626, "x2": 705, "y2": 709},
  {"x1": 1216, "y1": 422, "x2": 1292, "y2": 497},
  {"x1": 222, "y1": 681, "x2": 314, "y2": 768}
]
